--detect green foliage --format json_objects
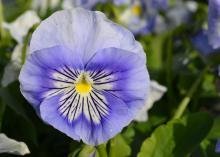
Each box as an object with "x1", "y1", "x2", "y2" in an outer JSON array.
[
  {"x1": 137, "y1": 112, "x2": 213, "y2": 157},
  {"x1": 109, "y1": 134, "x2": 131, "y2": 157}
]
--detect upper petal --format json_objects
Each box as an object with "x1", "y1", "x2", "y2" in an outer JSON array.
[{"x1": 30, "y1": 8, "x2": 146, "y2": 64}]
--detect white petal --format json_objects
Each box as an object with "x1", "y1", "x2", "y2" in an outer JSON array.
[
  {"x1": 62, "y1": 0, "x2": 76, "y2": 9},
  {"x1": 32, "y1": 0, "x2": 60, "y2": 15},
  {"x1": 30, "y1": 8, "x2": 146, "y2": 64},
  {"x1": 0, "y1": 133, "x2": 30, "y2": 155},
  {"x1": 135, "y1": 80, "x2": 167, "y2": 122},
  {"x1": 3, "y1": 10, "x2": 40, "y2": 43},
  {"x1": 1, "y1": 45, "x2": 30, "y2": 87}
]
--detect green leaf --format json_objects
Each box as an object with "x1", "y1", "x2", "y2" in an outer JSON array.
[
  {"x1": 77, "y1": 145, "x2": 97, "y2": 157},
  {"x1": 208, "y1": 116, "x2": 220, "y2": 140},
  {"x1": 137, "y1": 112, "x2": 213, "y2": 157},
  {"x1": 109, "y1": 134, "x2": 131, "y2": 157},
  {"x1": 0, "y1": 81, "x2": 33, "y2": 121}
]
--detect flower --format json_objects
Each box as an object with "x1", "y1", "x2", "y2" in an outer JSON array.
[
  {"x1": 135, "y1": 80, "x2": 167, "y2": 122},
  {"x1": 216, "y1": 139, "x2": 220, "y2": 153},
  {"x1": 113, "y1": 0, "x2": 130, "y2": 6},
  {"x1": 1, "y1": 11, "x2": 40, "y2": 87},
  {"x1": 118, "y1": 0, "x2": 157, "y2": 35},
  {"x1": 1, "y1": 45, "x2": 30, "y2": 87},
  {"x1": 166, "y1": 0, "x2": 198, "y2": 29},
  {"x1": 62, "y1": 0, "x2": 106, "y2": 9},
  {"x1": 0, "y1": 133, "x2": 30, "y2": 155},
  {"x1": 32, "y1": 0, "x2": 60, "y2": 15},
  {"x1": 208, "y1": 0, "x2": 220, "y2": 49},
  {"x1": 3, "y1": 10, "x2": 40, "y2": 44},
  {"x1": 191, "y1": 0, "x2": 220, "y2": 57},
  {"x1": 191, "y1": 30, "x2": 220, "y2": 56},
  {"x1": 19, "y1": 8, "x2": 149, "y2": 145}
]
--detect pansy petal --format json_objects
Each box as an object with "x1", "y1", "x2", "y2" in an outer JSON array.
[
  {"x1": 19, "y1": 46, "x2": 83, "y2": 110},
  {"x1": 135, "y1": 80, "x2": 167, "y2": 122},
  {"x1": 3, "y1": 10, "x2": 40, "y2": 43},
  {"x1": 86, "y1": 47, "x2": 149, "y2": 117},
  {"x1": 40, "y1": 90, "x2": 132, "y2": 145},
  {"x1": 39, "y1": 94, "x2": 81, "y2": 141},
  {"x1": 0, "y1": 133, "x2": 30, "y2": 155},
  {"x1": 1, "y1": 44, "x2": 30, "y2": 87},
  {"x1": 30, "y1": 8, "x2": 145, "y2": 64},
  {"x1": 208, "y1": 0, "x2": 220, "y2": 49},
  {"x1": 191, "y1": 30, "x2": 218, "y2": 55},
  {"x1": 216, "y1": 138, "x2": 220, "y2": 153},
  {"x1": 62, "y1": 0, "x2": 106, "y2": 9}
]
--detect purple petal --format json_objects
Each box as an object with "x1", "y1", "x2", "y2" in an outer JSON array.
[
  {"x1": 191, "y1": 30, "x2": 217, "y2": 55},
  {"x1": 208, "y1": 0, "x2": 220, "y2": 49},
  {"x1": 86, "y1": 47, "x2": 149, "y2": 117},
  {"x1": 216, "y1": 139, "x2": 220, "y2": 153},
  {"x1": 19, "y1": 45, "x2": 83, "y2": 110}
]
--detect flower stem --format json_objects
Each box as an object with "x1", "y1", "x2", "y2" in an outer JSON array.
[
  {"x1": 0, "y1": 0, "x2": 5, "y2": 39},
  {"x1": 172, "y1": 66, "x2": 208, "y2": 119},
  {"x1": 96, "y1": 144, "x2": 108, "y2": 157}
]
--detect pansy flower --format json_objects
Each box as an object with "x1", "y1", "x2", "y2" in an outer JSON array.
[
  {"x1": 191, "y1": 30, "x2": 220, "y2": 56},
  {"x1": 3, "y1": 10, "x2": 40, "y2": 44},
  {"x1": 32, "y1": 0, "x2": 60, "y2": 15},
  {"x1": 208, "y1": 0, "x2": 220, "y2": 49},
  {"x1": 118, "y1": 0, "x2": 157, "y2": 35},
  {"x1": 166, "y1": 0, "x2": 198, "y2": 29},
  {"x1": 62, "y1": 0, "x2": 106, "y2": 9},
  {"x1": 0, "y1": 133, "x2": 30, "y2": 155},
  {"x1": 19, "y1": 8, "x2": 149, "y2": 145},
  {"x1": 113, "y1": 0, "x2": 131, "y2": 6},
  {"x1": 1, "y1": 11, "x2": 40, "y2": 87},
  {"x1": 216, "y1": 139, "x2": 220, "y2": 153}
]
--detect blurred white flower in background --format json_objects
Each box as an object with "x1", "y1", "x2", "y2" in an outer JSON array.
[
  {"x1": 0, "y1": 133, "x2": 29, "y2": 155},
  {"x1": 166, "y1": 0, "x2": 198, "y2": 29},
  {"x1": 135, "y1": 80, "x2": 167, "y2": 122},
  {"x1": 1, "y1": 11, "x2": 40, "y2": 87},
  {"x1": 3, "y1": 10, "x2": 40, "y2": 44},
  {"x1": 32, "y1": 0, "x2": 60, "y2": 15},
  {"x1": 62, "y1": 0, "x2": 106, "y2": 9}
]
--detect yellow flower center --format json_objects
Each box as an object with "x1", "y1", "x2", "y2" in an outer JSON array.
[
  {"x1": 75, "y1": 74, "x2": 92, "y2": 95},
  {"x1": 131, "y1": 5, "x2": 141, "y2": 16}
]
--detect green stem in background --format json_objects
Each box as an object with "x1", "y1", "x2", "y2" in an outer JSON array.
[
  {"x1": 0, "y1": 0, "x2": 5, "y2": 39},
  {"x1": 0, "y1": 101, "x2": 6, "y2": 131},
  {"x1": 172, "y1": 66, "x2": 209, "y2": 119},
  {"x1": 96, "y1": 143, "x2": 108, "y2": 157},
  {"x1": 165, "y1": 32, "x2": 174, "y2": 114},
  {"x1": 21, "y1": 24, "x2": 39, "y2": 65},
  {"x1": 21, "y1": 33, "x2": 31, "y2": 65}
]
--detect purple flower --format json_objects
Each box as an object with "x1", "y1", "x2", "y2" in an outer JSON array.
[
  {"x1": 208, "y1": 0, "x2": 220, "y2": 49},
  {"x1": 191, "y1": 30, "x2": 220, "y2": 56},
  {"x1": 62, "y1": 0, "x2": 106, "y2": 9},
  {"x1": 113, "y1": 0, "x2": 130, "y2": 6},
  {"x1": 19, "y1": 8, "x2": 149, "y2": 145},
  {"x1": 216, "y1": 139, "x2": 220, "y2": 153},
  {"x1": 118, "y1": 0, "x2": 157, "y2": 35},
  {"x1": 146, "y1": 0, "x2": 168, "y2": 10}
]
